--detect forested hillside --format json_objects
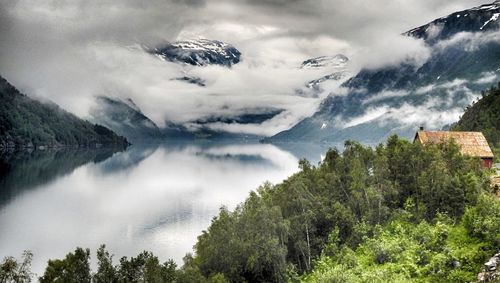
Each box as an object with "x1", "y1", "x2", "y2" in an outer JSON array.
[
  {"x1": 452, "y1": 82, "x2": 500, "y2": 148},
  {"x1": 0, "y1": 76, "x2": 128, "y2": 149},
  {"x1": 187, "y1": 137, "x2": 497, "y2": 282},
  {"x1": 4, "y1": 136, "x2": 498, "y2": 282}
]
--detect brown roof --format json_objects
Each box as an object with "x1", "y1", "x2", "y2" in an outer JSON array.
[{"x1": 414, "y1": 131, "x2": 494, "y2": 158}]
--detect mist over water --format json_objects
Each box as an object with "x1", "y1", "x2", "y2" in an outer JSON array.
[{"x1": 0, "y1": 141, "x2": 333, "y2": 275}]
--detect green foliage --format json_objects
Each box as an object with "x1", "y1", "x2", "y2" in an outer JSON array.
[
  {"x1": 494, "y1": 147, "x2": 500, "y2": 163},
  {"x1": 0, "y1": 76, "x2": 128, "y2": 148},
  {"x1": 117, "y1": 251, "x2": 176, "y2": 282},
  {"x1": 195, "y1": 187, "x2": 289, "y2": 282},
  {"x1": 38, "y1": 245, "x2": 180, "y2": 283},
  {"x1": 304, "y1": 214, "x2": 493, "y2": 283},
  {"x1": 185, "y1": 136, "x2": 491, "y2": 281},
  {"x1": 39, "y1": 246, "x2": 178, "y2": 283},
  {"x1": 452, "y1": 82, "x2": 500, "y2": 147},
  {"x1": 463, "y1": 193, "x2": 500, "y2": 244},
  {"x1": 93, "y1": 245, "x2": 116, "y2": 283},
  {"x1": 12, "y1": 135, "x2": 498, "y2": 282},
  {"x1": 0, "y1": 251, "x2": 33, "y2": 283},
  {"x1": 175, "y1": 254, "x2": 209, "y2": 283},
  {"x1": 39, "y1": 247, "x2": 91, "y2": 283}
]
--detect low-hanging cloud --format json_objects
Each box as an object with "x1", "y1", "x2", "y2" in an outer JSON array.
[
  {"x1": 0, "y1": 0, "x2": 489, "y2": 136},
  {"x1": 343, "y1": 81, "x2": 482, "y2": 131}
]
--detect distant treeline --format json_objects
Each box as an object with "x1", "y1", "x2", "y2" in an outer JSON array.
[{"x1": 2, "y1": 136, "x2": 499, "y2": 282}]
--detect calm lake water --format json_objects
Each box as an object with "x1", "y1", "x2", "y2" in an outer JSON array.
[{"x1": 0, "y1": 141, "x2": 333, "y2": 275}]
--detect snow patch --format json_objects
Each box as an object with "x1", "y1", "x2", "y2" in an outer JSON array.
[
  {"x1": 480, "y1": 13, "x2": 500, "y2": 30},
  {"x1": 301, "y1": 55, "x2": 349, "y2": 69}
]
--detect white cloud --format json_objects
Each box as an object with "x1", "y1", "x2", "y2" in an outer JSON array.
[
  {"x1": 342, "y1": 87, "x2": 481, "y2": 131},
  {"x1": 352, "y1": 35, "x2": 432, "y2": 70},
  {"x1": 343, "y1": 106, "x2": 390, "y2": 128},
  {"x1": 475, "y1": 71, "x2": 499, "y2": 84},
  {"x1": 0, "y1": 0, "x2": 490, "y2": 136},
  {"x1": 426, "y1": 24, "x2": 444, "y2": 40},
  {"x1": 362, "y1": 89, "x2": 408, "y2": 104},
  {"x1": 435, "y1": 29, "x2": 500, "y2": 53},
  {"x1": 344, "y1": 102, "x2": 462, "y2": 130},
  {"x1": 0, "y1": 143, "x2": 299, "y2": 274}
]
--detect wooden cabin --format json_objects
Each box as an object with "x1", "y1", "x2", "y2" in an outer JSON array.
[{"x1": 414, "y1": 129, "x2": 494, "y2": 169}]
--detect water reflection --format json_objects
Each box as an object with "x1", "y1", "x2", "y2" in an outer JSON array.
[
  {"x1": 0, "y1": 148, "x2": 121, "y2": 206},
  {"x1": 0, "y1": 142, "x2": 300, "y2": 275}
]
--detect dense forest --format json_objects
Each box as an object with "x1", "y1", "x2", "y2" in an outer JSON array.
[
  {"x1": 452, "y1": 83, "x2": 500, "y2": 151},
  {"x1": 2, "y1": 136, "x2": 498, "y2": 282},
  {"x1": 0, "y1": 76, "x2": 128, "y2": 149}
]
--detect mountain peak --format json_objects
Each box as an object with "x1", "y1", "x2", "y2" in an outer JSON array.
[
  {"x1": 169, "y1": 39, "x2": 232, "y2": 51},
  {"x1": 473, "y1": 1, "x2": 500, "y2": 10},
  {"x1": 301, "y1": 54, "x2": 349, "y2": 69},
  {"x1": 405, "y1": 1, "x2": 500, "y2": 43},
  {"x1": 151, "y1": 38, "x2": 241, "y2": 67},
  {"x1": 270, "y1": 1, "x2": 500, "y2": 144}
]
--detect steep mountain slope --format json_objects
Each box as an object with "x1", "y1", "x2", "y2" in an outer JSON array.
[
  {"x1": 268, "y1": 1, "x2": 500, "y2": 144},
  {"x1": 0, "y1": 76, "x2": 128, "y2": 149},
  {"x1": 405, "y1": 1, "x2": 500, "y2": 42},
  {"x1": 90, "y1": 96, "x2": 163, "y2": 142},
  {"x1": 296, "y1": 54, "x2": 352, "y2": 98},
  {"x1": 150, "y1": 39, "x2": 241, "y2": 67},
  {"x1": 452, "y1": 83, "x2": 500, "y2": 147},
  {"x1": 300, "y1": 55, "x2": 349, "y2": 69}
]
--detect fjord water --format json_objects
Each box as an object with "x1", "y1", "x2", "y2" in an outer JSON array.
[{"x1": 0, "y1": 141, "x2": 331, "y2": 274}]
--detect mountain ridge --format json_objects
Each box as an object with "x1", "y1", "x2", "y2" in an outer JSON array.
[
  {"x1": 0, "y1": 76, "x2": 129, "y2": 149},
  {"x1": 267, "y1": 1, "x2": 500, "y2": 144},
  {"x1": 90, "y1": 96, "x2": 163, "y2": 142},
  {"x1": 150, "y1": 39, "x2": 241, "y2": 67}
]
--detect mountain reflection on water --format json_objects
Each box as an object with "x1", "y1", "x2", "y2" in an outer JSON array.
[{"x1": 0, "y1": 141, "x2": 333, "y2": 275}]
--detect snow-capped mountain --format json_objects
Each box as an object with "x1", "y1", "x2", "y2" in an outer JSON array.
[
  {"x1": 300, "y1": 55, "x2": 349, "y2": 69},
  {"x1": 268, "y1": 1, "x2": 500, "y2": 144},
  {"x1": 306, "y1": 70, "x2": 351, "y2": 92},
  {"x1": 296, "y1": 54, "x2": 352, "y2": 97},
  {"x1": 305, "y1": 72, "x2": 351, "y2": 90},
  {"x1": 405, "y1": 1, "x2": 500, "y2": 43},
  {"x1": 151, "y1": 39, "x2": 241, "y2": 67}
]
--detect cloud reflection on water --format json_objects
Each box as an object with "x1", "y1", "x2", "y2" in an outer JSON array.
[{"x1": 0, "y1": 142, "x2": 299, "y2": 275}]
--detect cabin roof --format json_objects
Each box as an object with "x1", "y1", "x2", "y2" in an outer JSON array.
[{"x1": 414, "y1": 131, "x2": 494, "y2": 158}]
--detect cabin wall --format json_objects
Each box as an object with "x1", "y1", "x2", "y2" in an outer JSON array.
[{"x1": 482, "y1": 158, "x2": 493, "y2": 169}]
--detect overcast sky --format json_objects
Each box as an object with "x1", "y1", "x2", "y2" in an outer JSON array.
[{"x1": 0, "y1": 0, "x2": 489, "y2": 135}]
